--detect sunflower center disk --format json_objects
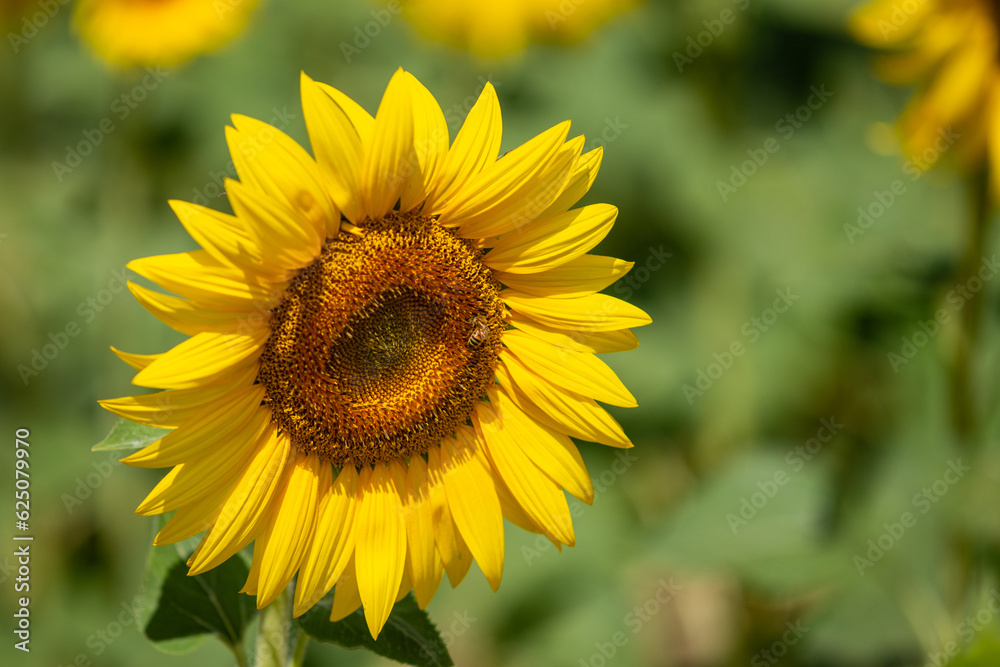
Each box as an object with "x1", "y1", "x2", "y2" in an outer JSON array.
[{"x1": 258, "y1": 212, "x2": 504, "y2": 467}]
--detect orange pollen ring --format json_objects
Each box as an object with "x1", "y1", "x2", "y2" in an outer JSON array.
[{"x1": 257, "y1": 212, "x2": 504, "y2": 467}]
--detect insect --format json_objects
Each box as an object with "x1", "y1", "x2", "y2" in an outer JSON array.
[{"x1": 466, "y1": 315, "x2": 490, "y2": 349}]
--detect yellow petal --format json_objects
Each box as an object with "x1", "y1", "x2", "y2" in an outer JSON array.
[
  {"x1": 169, "y1": 199, "x2": 265, "y2": 271},
  {"x1": 439, "y1": 121, "x2": 572, "y2": 238},
  {"x1": 460, "y1": 134, "x2": 581, "y2": 239},
  {"x1": 227, "y1": 114, "x2": 336, "y2": 241},
  {"x1": 362, "y1": 69, "x2": 415, "y2": 220},
  {"x1": 301, "y1": 72, "x2": 366, "y2": 225},
  {"x1": 484, "y1": 203, "x2": 616, "y2": 274},
  {"x1": 225, "y1": 178, "x2": 322, "y2": 274},
  {"x1": 496, "y1": 255, "x2": 633, "y2": 298},
  {"x1": 294, "y1": 465, "x2": 358, "y2": 617},
  {"x1": 503, "y1": 330, "x2": 637, "y2": 407},
  {"x1": 242, "y1": 545, "x2": 262, "y2": 596},
  {"x1": 509, "y1": 311, "x2": 639, "y2": 353},
  {"x1": 129, "y1": 281, "x2": 260, "y2": 337},
  {"x1": 330, "y1": 554, "x2": 363, "y2": 622},
  {"x1": 99, "y1": 364, "x2": 257, "y2": 427},
  {"x1": 475, "y1": 401, "x2": 575, "y2": 546},
  {"x1": 153, "y1": 486, "x2": 227, "y2": 545},
  {"x1": 111, "y1": 347, "x2": 161, "y2": 371},
  {"x1": 317, "y1": 80, "x2": 375, "y2": 145},
  {"x1": 135, "y1": 418, "x2": 263, "y2": 516},
  {"x1": 498, "y1": 356, "x2": 631, "y2": 448},
  {"x1": 292, "y1": 466, "x2": 360, "y2": 617},
  {"x1": 254, "y1": 452, "x2": 323, "y2": 608},
  {"x1": 400, "y1": 74, "x2": 449, "y2": 212},
  {"x1": 132, "y1": 329, "x2": 267, "y2": 390},
  {"x1": 426, "y1": 82, "x2": 502, "y2": 212},
  {"x1": 990, "y1": 82, "x2": 1000, "y2": 198},
  {"x1": 355, "y1": 463, "x2": 407, "y2": 639},
  {"x1": 503, "y1": 290, "x2": 651, "y2": 332},
  {"x1": 441, "y1": 430, "x2": 505, "y2": 591},
  {"x1": 187, "y1": 426, "x2": 291, "y2": 575},
  {"x1": 402, "y1": 456, "x2": 445, "y2": 609},
  {"x1": 490, "y1": 388, "x2": 593, "y2": 503},
  {"x1": 426, "y1": 446, "x2": 473, "y2": 587},
  {"x1": 538, "y1": 147, "x2": 602, "y2": 219},
  {"x1": 122, "y1": 387, "x2": 268, "y2": 468},
  {"x1": 849, "y1": 0, "x2": 933, "y2": 46},
  {"x1": 128, "y1": 250, "x2": 281, "y2": 311}
]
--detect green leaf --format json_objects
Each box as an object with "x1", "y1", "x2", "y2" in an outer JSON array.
[
  {"x1": 93, "y1": 418, "x2": 170, "y2": 452},
  {"x1": 137, "y1": 536, "x2": 257, "y2": 654},
  {"x1": 297, "y1": 592, "x2": 453, "y2": 667}
]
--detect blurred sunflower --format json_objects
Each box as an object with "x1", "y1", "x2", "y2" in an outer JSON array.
[
  {"x1": 102, "y1": 68, "x2": 650, "y2": 638},
  {"x1": 401, "y1": 0, "x2": 635, "y2": 57},
  {"x1": 73, "y1": 0, "x2": 260, "y2": 67},
  {"x1": 850, "y1": 0, "x2": 1000, "y2": 186}
]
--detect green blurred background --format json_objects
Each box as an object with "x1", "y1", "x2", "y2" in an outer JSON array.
[{"x1": 6, "y1": 0, "x2": 1000, "y2": 664}]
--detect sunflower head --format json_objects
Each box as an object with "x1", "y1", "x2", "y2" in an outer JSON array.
[
  {"x1": 74, "y1": 0, "x2": 260, "y2": 67},
  {"x1": 401, "y1": 0, "x2": 636, "y2": 57},
  {"x1": 850, "y1": 0, "x2": 1000, "y2": 183},
  {"x1": 103, "y1": 68, "x2": 650, "y2": 639}
]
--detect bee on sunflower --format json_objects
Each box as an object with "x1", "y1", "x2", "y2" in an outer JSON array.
[{"x1": 102, "y1": 68, "x2": 650, "y2": 640}]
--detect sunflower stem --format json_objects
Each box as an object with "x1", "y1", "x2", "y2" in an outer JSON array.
[
  {"x1": 949, "y1": 165, "x2": 991, "y2": 448},
  {"x1": 255, "y1": 588, "x2": 293, "y2": 667},
  {"x1": 947, "y1": 165, "x2": 992, "y2": 623},
  {"x1": 291, "y1": 628, "x2": 309, "y2": 667},
  {"x1": 231, "y1": 641, "x2": 249, "y2": 667}
]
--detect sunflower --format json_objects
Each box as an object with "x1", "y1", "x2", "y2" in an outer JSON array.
[
  {"x1": 73, "y1": 0, "x2": 260, "y2": 67},
  {"x1": 850, "y1": 0, "x2": 1000, "y2": 187},
  {"x1": 401, "y1": 0, "x2": 635, "y2": 58},
  {"x1": 102, "y1": 68, "x2": 650, "y2": 639}
]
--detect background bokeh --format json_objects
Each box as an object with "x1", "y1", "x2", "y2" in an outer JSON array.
[{"x1": 4, "y1": 0, "x2": 1000, "y2": 665}]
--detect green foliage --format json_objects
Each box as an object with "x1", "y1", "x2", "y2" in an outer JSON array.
[
  {"x1": 93, "y1": 418, "x2": 170, "y2": 452},
  {"x1": 137, "y1": 541, "x2": 256, "y2": 655},
  {"x1": 298, "y1": 593, "x2": 453, "y2": 667}
]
